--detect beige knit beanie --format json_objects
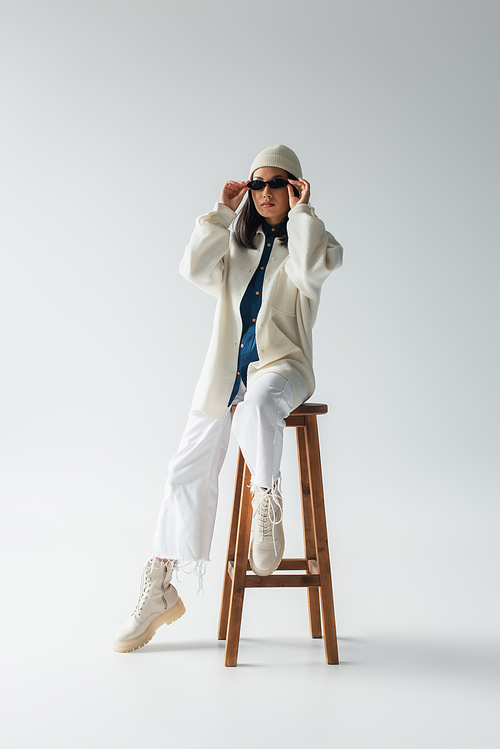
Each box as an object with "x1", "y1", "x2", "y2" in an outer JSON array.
[{"x1": 249, "y1": 144, "x2": 303, "y2": 179}]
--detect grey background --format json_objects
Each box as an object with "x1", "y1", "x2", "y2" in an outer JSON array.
[{"x1": 1, "y1": 1, "x2": 499, "y2": 747}]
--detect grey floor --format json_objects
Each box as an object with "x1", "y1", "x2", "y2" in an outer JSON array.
[
  {"x1": 2, "y1": 424, "x2": 500, "y2": 749},
  {"x1": 2, "y1": 389, "x2": 499, "y2": 749},
  {"x1": 3, "y1": 549, "x2": 500, "y2": 749}
]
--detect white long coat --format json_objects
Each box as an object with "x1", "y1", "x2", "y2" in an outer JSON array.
[{"x1": 179, "y1": 202, "x2": 343, "y2": 420}]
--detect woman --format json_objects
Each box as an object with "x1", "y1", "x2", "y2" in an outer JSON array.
[{"x1": 113, "y1": 144, "x2": 343, "y2": 652}]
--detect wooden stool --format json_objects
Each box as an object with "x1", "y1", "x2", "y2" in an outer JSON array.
[{"x1": 218, "y1": 402, "x2": 339, "y2": 667}]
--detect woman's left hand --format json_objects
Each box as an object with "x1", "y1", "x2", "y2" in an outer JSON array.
[{"x1": 287, "y1": 178, "x2": 310, "y2": 209}]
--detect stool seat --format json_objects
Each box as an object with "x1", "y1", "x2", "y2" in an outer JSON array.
[
  {"x1": 219, "y1": 401, "x2": 339, "y2": 666},
  {"x1": 232, "y1": 401, "x2": 328, "y2": 416},
  {"x1": 286, "y1": 402, "x2": 328, "y2": 415}
]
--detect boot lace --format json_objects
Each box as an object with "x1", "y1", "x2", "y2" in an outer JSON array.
[
  {"x1": 251, "y1": 480, "x2": 283, "y2": 555},
  {"x1": 132, "y1": 559, "x2": 156, "y2": 617}
]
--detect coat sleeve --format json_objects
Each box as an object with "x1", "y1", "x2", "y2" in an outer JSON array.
[
  {"x1": 284, "y1": 204, "x2": 343, "y2": 299},
  {"x1": 179, "y1": 202, "x2": 236, "y2": 297}
]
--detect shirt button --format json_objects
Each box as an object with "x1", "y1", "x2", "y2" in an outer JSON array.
[
  {"x1": 237, "y1": 371, "x2": 240, "y2": 375},
  {"x1": 252, "y1": 318, "x2": 256, "y2": 322},
  {"x1": 266, "y1": 279, "x2": 269, "y2": 282},
  {"x1": 260, "y1": 266, "x2": 264, "y2": 270},
  {"x1": 267, "y1": 243, "x2": 271, "y2": 247},
  {"x1": 261, "y1": 349, "x2": 265, "y2": 353},
  {"x1": 271, "y1": 228, "x2": 275, "y2": 232},
  {"x1": 255, "y1": 291, "x2": 259, "y2": 295},
  {"x1": 240, "y1": 343, "x2": 244, "y2": 348},
  {"x1": 271, "y1": 257, "x2": 276, "y2": 260}
]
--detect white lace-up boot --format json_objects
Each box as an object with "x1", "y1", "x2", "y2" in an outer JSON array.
[
  {"x1": 113, "y1": 560, "x2": 185, "y2": 652},
  {"x1": 249, "y1": 483, "x2": 285, "y2": 576}
]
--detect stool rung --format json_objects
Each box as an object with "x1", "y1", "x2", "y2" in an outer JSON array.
[
  {"x1": 229, "y1": 558, "x2": 318, "y2": 573},
  {"x1": 227, "y1": 561, "x2": 321, "y2": 588}
]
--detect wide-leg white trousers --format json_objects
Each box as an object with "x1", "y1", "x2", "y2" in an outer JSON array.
[{"x1": 150, "y1": 372, "x2": 307, "y2": 563}]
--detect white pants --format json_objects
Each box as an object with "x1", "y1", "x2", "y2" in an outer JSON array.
[{"x1": 150, "y1": 373, "x2": 305, "y2": 564}]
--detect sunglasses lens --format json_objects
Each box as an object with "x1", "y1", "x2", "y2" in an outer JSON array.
[{"x1": 249, "y1": 179, "x2": 289, "y2": 190}]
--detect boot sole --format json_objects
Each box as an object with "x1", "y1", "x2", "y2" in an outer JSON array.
[
  {"x1": 113, "y1": 597, "x2": 186, "y2": 653},
  {"x1": 248, "y1": 535, "x2": 285, "y2": 577}
]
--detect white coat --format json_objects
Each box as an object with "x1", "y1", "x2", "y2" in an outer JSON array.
[{"x1": 179, "y1": 201, "x2": 343, "y2": 420}]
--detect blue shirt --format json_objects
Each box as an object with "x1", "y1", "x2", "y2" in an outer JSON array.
[{"x1": 228, "y1": 221, "x2": 283, "y2": 404}]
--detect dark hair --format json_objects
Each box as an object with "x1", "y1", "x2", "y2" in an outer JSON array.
[{"x1": 234, "y1": 171, "x2": 298, "y2": 249}]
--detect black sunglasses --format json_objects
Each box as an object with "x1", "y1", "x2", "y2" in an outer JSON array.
[{"x1": 248, "y1": 178, "x2": 289, "y2": 191}]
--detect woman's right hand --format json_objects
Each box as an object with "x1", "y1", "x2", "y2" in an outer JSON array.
[{"x1": 220, "y1": 180, "x2": 250, "y2": 212}]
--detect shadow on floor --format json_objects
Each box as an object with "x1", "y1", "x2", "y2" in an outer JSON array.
[{"x1": 130, "y1": 632, "x2": 500, "y2": 681}]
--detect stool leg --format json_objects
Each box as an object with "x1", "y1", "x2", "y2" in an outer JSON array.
[
  {"x1": 224, "y1": 462, "x2": 253, "y2": 667},
  {"x1": 305, "y1": 415, "x2": 339, "y2": 665},
  {"x1": 218, "y1": 449, "x2": 245, "y2": 640},
  {"x1": 296, "y1": 427, "x2": 322, "y2": 639}
]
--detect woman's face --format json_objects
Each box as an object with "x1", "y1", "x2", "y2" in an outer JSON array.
[{"x1": 251, "y1": 166, "x2": 290, "y2": 226}]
